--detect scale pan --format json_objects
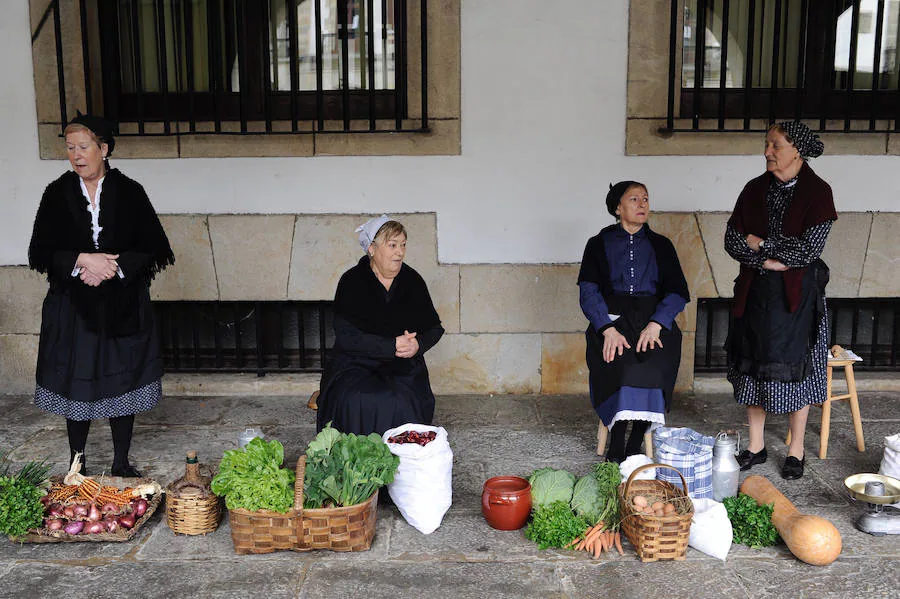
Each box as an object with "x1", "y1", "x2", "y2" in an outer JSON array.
[{"x1": 845, "y1": 473, "x2": 900, "y2": 504}]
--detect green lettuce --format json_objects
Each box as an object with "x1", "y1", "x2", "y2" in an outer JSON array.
[{"x1": 211, "y1": 437, "x2": 295, "y2": 513}]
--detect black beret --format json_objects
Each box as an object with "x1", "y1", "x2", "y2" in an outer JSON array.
[
  {"x1": 606, "y1": 180, "x2": 642, "y2": 217},
  {"x1": 68, "y1": 112, "x2": 118, "y2": 156}
]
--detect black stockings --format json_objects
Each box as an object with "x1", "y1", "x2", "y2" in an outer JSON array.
[
  {"x1": 65, "y1": 415, "x2": 136, "y2": 472},
  {"x1": 606, "y1": 420, "x2": 651, "y2": 463}
]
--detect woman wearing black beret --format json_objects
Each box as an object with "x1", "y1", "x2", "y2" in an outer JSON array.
[{"x1": 578, "y1": 181, "x2": 690, "y2": 463}]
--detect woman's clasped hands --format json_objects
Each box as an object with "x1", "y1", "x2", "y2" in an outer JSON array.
[
  {"x1": 395, "y1": 330, "x2": 419, "y2": 358},
  {"x1": 77, "y1": 252, "x2": 119, "y2": 287}
]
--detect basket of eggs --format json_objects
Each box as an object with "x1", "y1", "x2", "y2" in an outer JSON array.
[{"x1": 617, "y1": 463, "x2": 694, "y2": 562}]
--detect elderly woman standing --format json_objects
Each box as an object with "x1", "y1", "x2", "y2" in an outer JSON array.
[
  {"x1": 726, "y1": 122, "x2": 836, "y2": 480},
  {"x1": 316, "y1": 216, "x2": 444, "y2": 436},
  {"x1": 579, "y1": 182, "x2": 690, "y2": 463},
  {"x1": 28, "y1": 114, "x2": 174, "y2": 476}
]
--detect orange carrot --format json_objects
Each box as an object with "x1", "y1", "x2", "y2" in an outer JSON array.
[
  {"x1": 614, "y1": 531, "x2": 624, "y2": 555},
  {"x1": 593, "y1": 537, "x2": 603, "y2": 558}
]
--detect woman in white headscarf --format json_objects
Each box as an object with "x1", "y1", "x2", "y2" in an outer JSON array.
[{"x1": 315, "y1": 216, "x2": 444, "y2": 435}]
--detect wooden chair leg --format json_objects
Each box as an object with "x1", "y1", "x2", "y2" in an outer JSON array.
[
  {"x1": 597, "y1": 423, "x2": 608, "y2": 456},
  {"x1": 786, "y1": 429, "x2": 792, "y2": 446},
  {"x1": 818, "y1": 398, "x2": 832, "y2": 459},
  {"x1": 644, "y1": 431, "x2": 653, "y2": 459},
  {"x1": 845, "y1": 364, "x2": 866, "y2": 452}
]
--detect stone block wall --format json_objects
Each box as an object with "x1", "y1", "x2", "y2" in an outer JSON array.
[{"x1": 1, "y1": 212, "x2": 896, "y2": 395}]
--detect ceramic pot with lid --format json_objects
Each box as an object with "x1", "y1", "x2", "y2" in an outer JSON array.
[{"x1": 481, "y1": 476, "x2": 532, "y2": 530}]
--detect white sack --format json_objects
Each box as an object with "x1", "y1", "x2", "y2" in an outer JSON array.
[
  {"x1": 878, "y1": 433, "x2": 900, "y2": 507},
  {"x1": 382, "y1": 423, "x2": 453, "y2": 534},
  {"x1": 688, "y1": 497, "x2": 733, "y2": 561},
  {"x1": 619, "y1": 454, "x2": 655, "y2": 482}
]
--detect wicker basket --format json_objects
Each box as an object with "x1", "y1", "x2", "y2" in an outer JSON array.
[
  {"x1": 166, "y1": 477, "x2": 222, "y2": 536},
  {"x1": 618, "y1": 463, "x2": 694, "y2": 562},
  {"x1": 15, "y1": 475, "x2": 162, "y2": 543},
  {"x1": 228, "y1": 455, "x2": 378, "y2": 555}
]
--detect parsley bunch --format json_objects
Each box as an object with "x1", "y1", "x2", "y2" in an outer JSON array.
[
  {"x1": 525, "y1": 501, "x2": 589, "y2": 550},
  {"x1": 0, "y1": 455, "x2": 51, "y2": 539},
  {"x1": 723, "y1": 493, "x2": 782, "y2": 548}
]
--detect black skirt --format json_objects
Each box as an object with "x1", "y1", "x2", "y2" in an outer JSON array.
[
  {"x1": 34, "y1": 286, "x2": 163, "y2": 417},
  {"x1": 585, "y1": 295, "x2": 682, "y2": 414}
]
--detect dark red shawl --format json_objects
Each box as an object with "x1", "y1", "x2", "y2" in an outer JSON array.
[{"x1": 728, "y1": 161, "x2": 837, "y2": 317}]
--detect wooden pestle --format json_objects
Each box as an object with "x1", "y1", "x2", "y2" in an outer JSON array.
[{"x1": 741, "y1": 475, "x2": 842, "y2": 566}]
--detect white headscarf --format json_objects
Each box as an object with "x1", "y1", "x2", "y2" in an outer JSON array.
[{"x1": 355, "y1": 214, "x2": 392, "y2": 252}]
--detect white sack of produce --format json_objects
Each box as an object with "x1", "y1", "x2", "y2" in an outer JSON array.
[
  {"x1": 619, "y1": 454, "x2": 655, "y2": 481},
  {"x1": 879, "y1": 433, "x2": 900, "y2": 507},
  {"x1": 689, "y1": 497, "x2": 732, "y2": 561},
  {"x1": 383, "y1": 423, "x2": 453, "y2": 534}
]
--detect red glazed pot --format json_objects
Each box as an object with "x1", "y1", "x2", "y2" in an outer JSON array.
[{"x1": 481, "y1": 476, "x2": 532, "y2": 530}]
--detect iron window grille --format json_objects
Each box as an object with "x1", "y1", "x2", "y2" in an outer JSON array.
[
  {"x1": 154, "y1": 301, "x2": 334, "y2": 375},
  {"x1": 665, "y1": 0, "x2": 900, "y2": 133},
  {"x1": 695, "y1": 297, "x2": 900, "y2": 372},
  {"x1": 36, "y1": 0, "x2": 429, "y2": 135}
]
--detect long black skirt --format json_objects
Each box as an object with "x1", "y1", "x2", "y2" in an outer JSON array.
[
  {"x1": 316, "y1": 353, "x2": 435, "y2": 436},
  {"x1": 33, "y1": 287, "x2": 163, "y2": 420}
]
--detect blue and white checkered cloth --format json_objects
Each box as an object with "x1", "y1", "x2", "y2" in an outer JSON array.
[{"x1": 652, "y1": 427, "x2": 715, "y2": 499}]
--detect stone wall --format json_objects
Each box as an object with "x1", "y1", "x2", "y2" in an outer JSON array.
[{"x1": 1, "y1": 212, "x2": 897, "y2": 395}]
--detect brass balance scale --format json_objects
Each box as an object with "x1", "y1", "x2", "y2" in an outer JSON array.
[{"x1": 844, "y1": 473, "x2": 900, "y2": 536}]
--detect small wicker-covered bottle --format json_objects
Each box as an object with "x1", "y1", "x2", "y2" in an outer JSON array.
[{"x1": 165, "y1": 451, "x2": 222, "y2": 535}]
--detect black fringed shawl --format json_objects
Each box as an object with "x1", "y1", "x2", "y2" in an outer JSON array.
[
  {"x1": 334, "y1": 256, "x2": 441, "y2": 338},
  {"x1": 28, "y1": 169, "x2": 175, "y2": 336}
]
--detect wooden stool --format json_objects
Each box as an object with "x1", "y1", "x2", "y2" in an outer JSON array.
[
  {"x1": 596, "y1": 422, "x2": 653, "y2": 458},
  {"x1": 785, "y1": 358, "x2": 865, "y2": 459}
]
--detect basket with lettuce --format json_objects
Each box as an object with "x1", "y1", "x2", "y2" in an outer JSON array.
[
  {"x1": 214, "y1": 425, "x2": 399, "y2": 554},
  {"x1": 524, "y1": 463, "x2": 625, "y2": 558}
]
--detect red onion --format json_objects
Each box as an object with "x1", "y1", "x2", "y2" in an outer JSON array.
[
  {"x1": 88, "y1": 504, "x2": 102, "y2": 522},
  {"x1": 45, "y1": 518, "x2": 65, "y2": 531},
  {"x1": 73, "y1": 504, "x2": 89, "y2": 517},
  {"x1": 47, "y1": 504, "x2": 65, "y2": 517},
  {"x1": 101, "y1": 502, "x2": 119, "y2": 514},
  {"x1": 132, "y1": 498, "x2": 148, "y2": 518},
  {"x1": 63, "y1": 521, "x2": 84, "y2": 535},
  {"x1": 85, "y1": 522, "x2": 105, "y2": 534},
  {"x1": 104, "y1": 516, "x2": 119, "y2": 533},
  {"x1": 118, "y1": 514, "x2": 136, "y2": 529},
  {"x1": 63, "y1": 505, "x2": 76, "y2": 519},
  {"x1": 39, "y1": 495, "x2": 51, "y2": 507}
]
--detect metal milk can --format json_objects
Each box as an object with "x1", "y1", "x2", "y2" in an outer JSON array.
[{"x1": 712, "y1": 432, "x2": 741, "y2": 501}]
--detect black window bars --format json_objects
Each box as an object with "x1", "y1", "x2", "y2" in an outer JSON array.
[
  {"x1": 154, "y1": 301, "x2": 334, "y2": 375},
  {"x1": 664, "y1": 0, "x2": 900, "y2": 133},
  {"x1": 696, "y1": 297, "x2": 900, "y2": 372},
  {"x1": 38, "y1": 0, "x2": 428, "y2": 136}
]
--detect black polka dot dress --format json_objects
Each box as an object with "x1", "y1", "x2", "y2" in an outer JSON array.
[{"x1": 725, "y1": 176, "x2": 834, "y2": 414}]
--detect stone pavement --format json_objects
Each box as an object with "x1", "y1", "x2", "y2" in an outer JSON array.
[{"x1": 0, "y1": 389, "x2": 898, "y2": 599}]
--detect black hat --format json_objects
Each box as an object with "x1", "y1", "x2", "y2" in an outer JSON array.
[
  {"x1": 605, "y1": 180, "x2": 643, "y2": 218},
  {"x1": 67, "y1": 111, "x2": 118, "y2": 156}
]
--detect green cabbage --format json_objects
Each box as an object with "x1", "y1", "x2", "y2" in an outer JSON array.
[
  {"x1": 570, "y1": 474, "x2": 602, "y2": 524},
  {"x1": 528, "y1": 468, "x2": 575, "y2": 508}
]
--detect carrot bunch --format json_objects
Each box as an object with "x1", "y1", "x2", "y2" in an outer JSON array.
[{"x1": 565, "y1": 521, "x2": 624, "y2": 558}]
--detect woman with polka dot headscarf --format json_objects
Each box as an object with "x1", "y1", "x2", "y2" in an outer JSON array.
[{"x1": 725, "y1": 121, "x2": 837, "y2": 480}]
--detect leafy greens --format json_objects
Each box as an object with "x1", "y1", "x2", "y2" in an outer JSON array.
[
  {"x1": 723, "y1": 493, "x2": 781, "y2": 548},
  {"x1": 302, "y1": 424, "x2": 400, "y2": 509},
  {"x1": 528, "y1": 468, "x2": 576, "y2": 508},
  {"x1": 211, "y1": 437, "x2": 295, "y2": 512},
  {"x1": 525, "y1": 501, "x2": 590, "y2": 549},
  {"x1": 0, "y1": 454, "x2": 51, "y2": 538}
]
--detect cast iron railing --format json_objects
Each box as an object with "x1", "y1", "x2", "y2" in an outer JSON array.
[
  {"x1": 154, "y1": 301, "x2": 334, "y2": 375},
  {"x1": 696, "y1": 297, "x2": 900, "y2": 372}
]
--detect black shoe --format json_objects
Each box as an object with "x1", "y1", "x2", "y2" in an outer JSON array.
[
  {"x1": 781, "y1": 455, "x2": 805, "y2": 480},
  {"x1": 736, "y1": 447, "x2": 767, "y2": 471},
  {"x1": 111, "y1": 463, "x2": 144, "y2": 478}
]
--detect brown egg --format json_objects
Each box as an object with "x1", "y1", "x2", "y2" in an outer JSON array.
[
  {"x1": 633, "y1": 495, "x2": 648, "y2": 508},
  {"x1": 663, "y1": 503, "x2": 676, "y2": 514},
  {"x1": 651, "y1": 501, "x2": 664, "y2": 511}
]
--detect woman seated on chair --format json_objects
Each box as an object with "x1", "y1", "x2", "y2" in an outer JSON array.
[
  {"x1": 316, "y1": 216, "x2": 445, "y2": 436},
  {"x1": 578, "y1": 181, "x2": 689, "y2": 463}
]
